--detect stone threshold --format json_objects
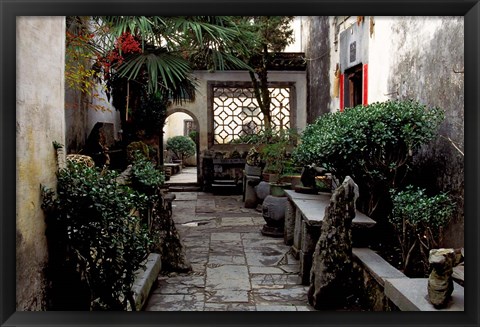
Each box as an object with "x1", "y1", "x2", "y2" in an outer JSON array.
[{"x1": 353, "y1": 248, "x2": 464, "y2": 311}]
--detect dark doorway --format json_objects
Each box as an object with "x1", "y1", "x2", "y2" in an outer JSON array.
[{"x1": 344, "y1": 64, "x2": 363, "y2": 108}]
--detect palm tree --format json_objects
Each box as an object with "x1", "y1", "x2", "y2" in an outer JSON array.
[
  {"x1": 92, "y1": 16, "x2": 253, "y2": 102},
  {"x1": 66, "y1": 16, "x2": 260, "y2": 164}
]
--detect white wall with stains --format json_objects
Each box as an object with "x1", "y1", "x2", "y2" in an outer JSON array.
[{"x1": 16, "y1": 16, "x2": 66, "y2": 310}]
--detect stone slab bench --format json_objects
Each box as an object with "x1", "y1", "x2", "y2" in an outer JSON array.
[
  {"x1": 164, "y1": 163, "x2": 182, "y2": 175},
  {"x1": 284, "y1": 189, "x2": 376, "y2": 284},
  {"x1": 385, "y1": 278, "x2": 464, "y2": 311}
]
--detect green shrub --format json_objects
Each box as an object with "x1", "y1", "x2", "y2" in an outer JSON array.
[
  {"x1": 126, "y1": 141, "x2": 149, "y2": 163},
  {"x1": 389, "y1": 185, "x2": 454, "y2": 276},
  {"x1": 293, "y1": 100, "x2": 445, "y2": 216},
  {"x1": 42, "y1": 161, "x2": 151, "y2": 310},
  {"x1": 166, "y1": 135, "x2": 196, "y2": 161},
  {"x1": 188, "y1": 130, "x2": 199, "y2": 143},
  {"x1": 230, "y1": 128, "x2": 297, "y2": 145},
  {"x1": 130, "y1": 151, "x2": 165, "y2": 197}
]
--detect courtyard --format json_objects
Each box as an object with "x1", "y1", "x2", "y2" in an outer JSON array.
[{"x1": 12, "y1": 15, "x2": 468, "y2": 317}]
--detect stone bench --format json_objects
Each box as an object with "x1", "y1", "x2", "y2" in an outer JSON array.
[
  {"x1": 284, "y1": 189, "x2": 376, "y2": 284},
  {"x1": 163, "y1": 163, "x2": 182, "y2": 175}
]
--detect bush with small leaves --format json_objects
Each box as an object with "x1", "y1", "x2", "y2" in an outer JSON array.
[
  {"x1": 293, "y1": 100, "x2": 445, "y2": 216},
  {"x1": 41, "y1": 161, "x2": 151, "y2": 310},
  {"x1": 389, "y1": 185, "x2": 454, "y2": 276},
  {"x1": 166, "y1": 135, "x2": 196, "y2": 161},
  {"x1": 130, "y1": 151, "x2": 165, "y2": 197}
]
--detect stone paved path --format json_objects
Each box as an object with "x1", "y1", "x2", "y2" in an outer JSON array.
[{"x1": 145, "y1": 192, "x2": 314, "y2": 311}]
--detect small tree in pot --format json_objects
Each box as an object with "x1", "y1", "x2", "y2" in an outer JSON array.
[{"x1": 166, "y1": 135, "x2": 196, "y2": 167}]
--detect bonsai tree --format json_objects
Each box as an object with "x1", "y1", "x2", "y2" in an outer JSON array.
[
  {"x1": 166, "y1": 135, "x2": 196, "y2": 164},
  {"x1": 389, "y1": 185, "x2": 454, "y2": 276}
]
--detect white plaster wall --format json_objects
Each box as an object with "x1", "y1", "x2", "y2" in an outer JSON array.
[
  {"x1": 327, "y1": 16, "x2": 457, "y2": 110},
  {"x1": 87, "y1": 83, "x2": 122, "y2": 141},
  {"x1": 172, "y1": 70, "x2": 307, "y2": 154},
  {"x1": 164, "y1": 112, "x2": 192, "y2": 141},
  {"x1": 366, "y1": 17, "x2": 394, "y2": 103},
  {"x1": 16, "y1": 16, "x2": 66, "y2": 310},
  {"x1": 284, "y1": 16, "x2": 304, "y2": 53}
]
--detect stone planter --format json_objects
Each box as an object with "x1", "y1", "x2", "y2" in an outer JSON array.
[
  {"x1": 261, "y1": 195, "x2": 288, "y2": 238},
  {"x1": 269, "y1": 182, "x2": 291, "y2": 197}
]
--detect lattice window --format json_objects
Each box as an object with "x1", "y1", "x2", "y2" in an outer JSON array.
[{"x1": 212, "y1": 86, "x2": 291, "y2": 144}]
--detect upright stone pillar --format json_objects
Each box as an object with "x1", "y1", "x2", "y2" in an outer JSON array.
[{"x1": 307, "y1": 176, "x2": 359, "y2": 310}]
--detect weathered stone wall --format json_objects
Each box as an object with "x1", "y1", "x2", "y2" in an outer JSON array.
[
  {"x1": 385, "y1": 17, "x2": 464, "y2": 248},
  {"x1": 16, "y1": 16, "x2": 66, "y2": 310},
  {"x1": 301, "y1": 17, "x2": 331, "y2": 123}
]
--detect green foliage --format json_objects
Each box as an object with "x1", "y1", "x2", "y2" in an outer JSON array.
[
  {"x1": 126, "y1": 141, "x2": 149, "y2": 163},
  {"x1": 293, "y1": 100, "x2": 445, "y2": 215},
  {"x1": 259, "y1": 129, "x2": 297, "y2": 175},
  {"x1": 261, "y1": 142, "x2": 288, "y2": 174},
  {"x1": 233, "y1": 16, "x2": 295, "y2": 129},
  {"x1": 41, "y1": 161, "x2": 151, "y2": 310},
  {"x1": 231, "y1": 128, "x2": 297, "y2": 145},
  {"x1": 166, "y1": 135, "x2": 196, "y2": 161},
  {"x1": 234, "y1": 128, "x2": 298, "y2": 175},
  {"x1": 188, "y1": 130, "x2": 198, "y2": 143},
  {"x1": 52, "y1": 141, "x2": 64, "y2": 150},
  {"x1": 130, "y1": 151, "x2": 165, "y2": 197},
  {"x1": 96, "y1": 16, "x2": 253, "y2": 97},
  {"x1": 389, "y1": 185, "x2": 454, "y2": 276},
  {"x1": 132, "y1": 93, "x2": 169, "y2": 137}
]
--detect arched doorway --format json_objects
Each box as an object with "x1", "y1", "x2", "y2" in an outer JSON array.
[{"x1": 163, "y1": 108, "x2": 200, "y2": 185}]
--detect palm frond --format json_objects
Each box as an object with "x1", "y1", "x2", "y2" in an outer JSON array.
[{"x1": 115, "y1": 50, "x2": 195, "y2": 97}]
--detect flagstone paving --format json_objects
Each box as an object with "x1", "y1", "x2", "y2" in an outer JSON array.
[{"x1": 144, "y1": 192, "x2": 314, "y2": 311}]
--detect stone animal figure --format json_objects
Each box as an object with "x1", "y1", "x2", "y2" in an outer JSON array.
[
  {"x1": 428, "y1": 248, "x2": 455, "y2": 309},
  {"x1": 300, "y1": 164, "x2": 326, "y2": 188}
]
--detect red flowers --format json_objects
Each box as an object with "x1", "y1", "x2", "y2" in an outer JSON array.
[
  {"x1": 96, "y1": 32, "x2": 143, "y2": 77},
  {"x1": 116, "y1": 32, "x2": 142, "y2": 55}
]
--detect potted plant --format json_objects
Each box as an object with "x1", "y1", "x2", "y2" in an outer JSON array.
[
  {"x1": 245, "y1": 146, "x2": 263, "y2": 176},
  {"x1": 165, "y1": 135, "x2": 196, "y2": 167}
]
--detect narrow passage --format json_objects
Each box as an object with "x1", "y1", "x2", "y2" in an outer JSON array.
[{"x1": 144, "y1": 192, "x2": 313, "y2": 311}]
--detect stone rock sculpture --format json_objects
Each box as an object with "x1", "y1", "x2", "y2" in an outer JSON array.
[{"x1": 307, "y1": 176, "x2": 359, "y2": 309}]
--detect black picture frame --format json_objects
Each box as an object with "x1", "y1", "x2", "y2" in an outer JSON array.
[{"x1": 2, "y1": 1, "x2": 478, "y2": 326}]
